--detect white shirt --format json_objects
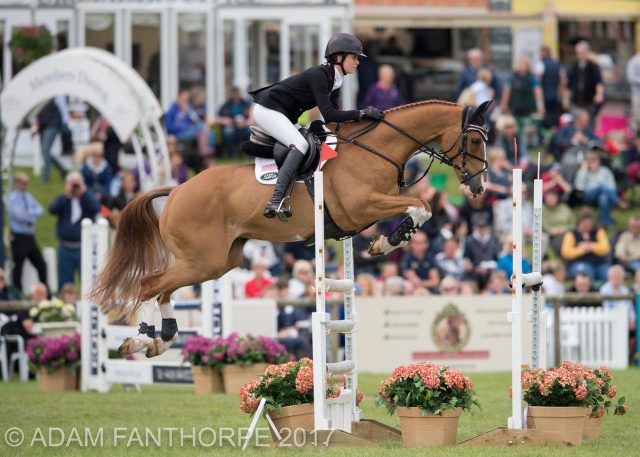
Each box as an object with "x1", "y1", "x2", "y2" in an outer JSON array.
[
  {"x1": 469, "y1": 80, "x2": 491, "y2": 106},
  {"x1": 599, "y1": 282, "x2": 636, "y2": 321},
  {"x1": 332, "y1": 66, "x2": 343, "y2": 92}
]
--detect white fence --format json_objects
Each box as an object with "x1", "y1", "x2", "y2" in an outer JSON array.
[{"x1": 548, "y1": 306, "x2": 629, "y2": 370}]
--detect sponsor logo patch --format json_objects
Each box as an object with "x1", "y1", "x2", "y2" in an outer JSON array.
[{"x1": 260, "y1": 172, "x2": 278, "y2": 180}]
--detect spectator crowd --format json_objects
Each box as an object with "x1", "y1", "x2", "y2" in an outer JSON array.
[{"x1": 2, "y1": 39, "x2": 639, "y2": 365}]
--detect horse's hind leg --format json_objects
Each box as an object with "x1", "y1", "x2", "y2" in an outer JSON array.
[
  {"x1": 117, "y1": 300, "x2": 156, "y2": 355},
  {"x1": 145, "y1": 295, "x2": 179, "y2": 358},
  {"x1": 143, "y1": 240, "x2": 247, "y2": 358}
]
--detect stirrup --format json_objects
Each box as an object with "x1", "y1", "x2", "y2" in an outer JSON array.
[{"x1": 264, "y1": 197, "x2": 292, "y2": 222}]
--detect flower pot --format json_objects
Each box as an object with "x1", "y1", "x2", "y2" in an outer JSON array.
[
  {"x1": 583, "y1": 407, "x2": 603, "y2": 440},
  {"x1": 526, "y1": 406, "x2": 587, "y2": 446},
  {"x1": 222, "y1": 363, "x2": 269, "y2": 395},
  {"x1": 38, "y1": 368, "x2": 78, "y2": 392},
  {"x1": 191, "y1": 366, "x2": 224, "y2": 394},
  {"x1": 33, "y1": 322, "x2": 79, "y2": 337},
  {"x1": 396, "y1": 407, "x2": 461, "y2": 447},
  {"x1": 267, "y1": 403, "x2": 315, "y2": 442}
]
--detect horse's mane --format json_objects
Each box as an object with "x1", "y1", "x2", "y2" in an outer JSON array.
[
  {"x1": 324, "y1": 99, "x2": 461, "y2": 132},
  {"x1": 384, "y1": 99, "x2": 461, "y2": 113}
]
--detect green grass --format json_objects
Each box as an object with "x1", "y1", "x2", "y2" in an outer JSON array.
[{"x1": 0, "y1": 369, "x2": 638, "y2": 456}]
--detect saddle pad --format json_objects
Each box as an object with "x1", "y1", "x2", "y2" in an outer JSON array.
[{"x1": 254, "y1": 129, "x2": 338, "y2": 185}]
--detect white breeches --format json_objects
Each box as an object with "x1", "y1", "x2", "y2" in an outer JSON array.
[{"x1": 252, "y1": 104, "x2": 309, "y2": 154}]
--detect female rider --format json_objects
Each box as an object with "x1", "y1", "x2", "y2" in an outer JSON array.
[{"x1": 251, "y1": 33, "x2": 384, "y2": 221}]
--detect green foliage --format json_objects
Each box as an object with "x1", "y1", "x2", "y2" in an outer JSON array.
[
  {"x1": 10, "y1": 26, "x2": 53, "y2": 66},
  {"x1": 377, "y1": 363, "x2": 480, "y2": 416}
]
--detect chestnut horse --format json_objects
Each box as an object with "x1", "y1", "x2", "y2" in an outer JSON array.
[{"x1": 91, "y1": 100, "x2": 491, "y2": 357}]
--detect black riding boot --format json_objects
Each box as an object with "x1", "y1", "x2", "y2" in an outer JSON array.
[{"x1": 263, "y1": 147, "x2": 305, "y2": 221}]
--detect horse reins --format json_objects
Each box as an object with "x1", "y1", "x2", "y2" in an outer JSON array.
[{"x1": 327, "y1": 105, "x2": 489, "y2": 189}]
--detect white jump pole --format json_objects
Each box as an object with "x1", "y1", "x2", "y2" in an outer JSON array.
[
  {"x1": 312, "y1": 170, "x2": 357, "y2": 433},
  {"x1": 509, "y1": 168, "x2": 523, "y2": 429},
  {"x1": 313, "y1": 170, "x2": 331, "y2": 430},
  {"x1": 530, "y1": 154, "x2": 547, "y2": 369}
]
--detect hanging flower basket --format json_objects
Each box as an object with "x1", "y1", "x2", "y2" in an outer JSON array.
[{"x1": 10, "y1": 25, "x2": 53, "y2": 67}]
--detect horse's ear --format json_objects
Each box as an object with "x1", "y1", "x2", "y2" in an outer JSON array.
[{"x1": 470, "y1": 100, "x2": 494, "y2": 125}]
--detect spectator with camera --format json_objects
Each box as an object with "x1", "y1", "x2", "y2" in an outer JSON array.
[{"x1": 49, "y1": 172, "x2": 100, "y2": 289}]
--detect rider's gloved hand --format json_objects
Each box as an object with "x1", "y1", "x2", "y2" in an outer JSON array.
[{"x1": 360, "y1": 107, "x2": 385, "y2": 121}]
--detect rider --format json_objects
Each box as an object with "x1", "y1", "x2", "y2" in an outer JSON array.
[{"x1": 250, "y1": 32, "x2": 385, "y2": 220}]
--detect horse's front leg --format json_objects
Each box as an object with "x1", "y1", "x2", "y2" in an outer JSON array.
[{"x1": 366, "y1": 195, "x2": 432, "y2": 256}]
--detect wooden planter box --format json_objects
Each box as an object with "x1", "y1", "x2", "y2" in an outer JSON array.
[
  {"x1": 38, "y1": 368, "x2": 78, "y2": 392},
  {"x1": 221, "y1": 363, "x2": 269, "y2": 395},
  {"x1": 396, "y1": 407, "x2": 461, "y2": 447},
  {"x1": 191, "y1": 366, "x2": 224, "y2": 395},
  {"x1": 527, "y1": 406, "x2": 587, "y2": 446},
  {"x1": 268, "y1": 403, "x2": 315, "y2": 442},
  {"x1": 583, "y1": 408, "x2": 603, "y2": 440}
]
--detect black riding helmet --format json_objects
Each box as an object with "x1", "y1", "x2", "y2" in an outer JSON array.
[{"x1": 324, "y1": 33, "x2": 366, "y2": 63}]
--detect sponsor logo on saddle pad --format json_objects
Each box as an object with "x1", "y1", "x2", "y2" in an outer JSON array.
[
  {"x1": 254, "y1": 132, "x2": 338, "y2": 185},
  {"x1": 260, "y1": 172, "x2": 278, "y2": 181}
]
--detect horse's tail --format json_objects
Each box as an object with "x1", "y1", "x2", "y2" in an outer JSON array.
[{"x1": 90, "y1": 186, "x2": 174, "y2": 322}]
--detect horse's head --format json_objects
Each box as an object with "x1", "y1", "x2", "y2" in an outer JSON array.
[{"x1": 443, "y1": 101, "x2": 492, "y2": 199}]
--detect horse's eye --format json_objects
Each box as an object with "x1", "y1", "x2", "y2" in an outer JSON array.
[{"x1": 471, "y1": 139, "x2": 481, "y2": 146}]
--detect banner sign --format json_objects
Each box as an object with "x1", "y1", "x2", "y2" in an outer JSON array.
[{"x1": 357, "y1": 295, "x2": 529, "y2": 373}]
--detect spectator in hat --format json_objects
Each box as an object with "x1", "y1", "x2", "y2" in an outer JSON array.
[{"x1": 561, "y1": 210, "x2": 610, "y2": 281}]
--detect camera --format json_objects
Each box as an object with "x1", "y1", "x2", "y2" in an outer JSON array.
[{"x1": 71, "y1": 183, "x2": 81, "y2": 191}]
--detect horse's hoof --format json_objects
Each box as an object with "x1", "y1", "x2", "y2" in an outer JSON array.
[
  {"x1": 118, "y1": 337, "x2": 149, "y2": 355},
  {"x1": 145, "y1": 334, "x2": 178, "y2": 358},
  {"x1": 368, "y1": 234, "x2": 382, "y2": 256}
]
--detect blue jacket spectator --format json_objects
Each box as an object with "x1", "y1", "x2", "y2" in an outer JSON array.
[
  {"x1": 49, "y1": 172, "x2": 100, "y2": 289},
  {"x1": 164, "y1": 88, "x2": 213, "y2": 158}
]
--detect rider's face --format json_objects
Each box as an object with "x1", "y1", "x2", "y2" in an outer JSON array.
[{"x1": 341, "y1": 54, "x2": 360, "y2": 74}]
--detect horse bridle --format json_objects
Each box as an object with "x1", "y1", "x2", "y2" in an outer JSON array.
[{"x1": 329, "y1": 105, "x2": 489, "y2": 189}]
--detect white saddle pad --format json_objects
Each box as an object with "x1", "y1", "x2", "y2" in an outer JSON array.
[{"x1": 254, "y1": 129, "x2": 338, "y2": 185}]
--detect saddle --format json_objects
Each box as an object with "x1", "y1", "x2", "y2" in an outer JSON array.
[
  {"x1": 240, "y1": 121, "x2": 324, "y2": 179},
  {"x1": 240, "y1": 122, "x2": 360, "y2": 242}
]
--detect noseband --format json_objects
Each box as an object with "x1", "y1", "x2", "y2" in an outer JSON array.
[{"x1": 329, "y1": 105, "x2": 489, "y2": 189}]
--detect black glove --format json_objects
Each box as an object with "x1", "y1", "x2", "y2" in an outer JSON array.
[{"x1": 361, "y1": 107, "x2": 385, "y2": 121}]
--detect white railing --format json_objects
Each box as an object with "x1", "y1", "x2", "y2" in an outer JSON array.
[{"x1": 546, "y1": 306, "x2": 629, "y2": 370}]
